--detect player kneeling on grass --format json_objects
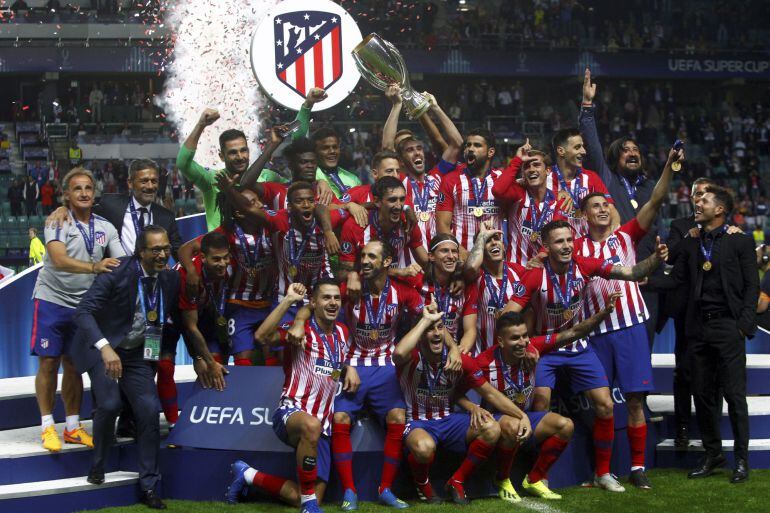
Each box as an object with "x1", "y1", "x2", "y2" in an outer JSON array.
[
  {"x1": 469, "y1": 296, "x2": 619, "y2": 502},
  {"x1": 224, "y1": 280, "x2": 359, "y2": 513},
  {"x1": 394, "y1": 304, "x2": 531, "y2": 505}
]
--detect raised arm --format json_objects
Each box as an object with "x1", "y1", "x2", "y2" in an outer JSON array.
[
  {"x1": 578, "y1": 67, "x2": 613, "y2": 185},
  {"x1": 215, "y1": 172, "x2": 268, "y2": 225},
  {"x1": 393, "y1": 305, "x2": 444, "y2": 366},
  {"x1": 637, "y1": 148, "x2": 682, "y2": 231},
  {"x1": 462, "y1": 221, "x2": 500, "y2": 282},
  {"x1": 556, "y1": 292, "x2": 620, "y2": 346},
  {"x1": 177, "y1": 109, "x2": 220, "y2": 190},
  {"x1": 254, "y1": 283, "x2": 307, "y2": 346},
  {"x1": 240, "y1": 127, "x2": 284, "y2": 190},
  {"x1": 381, "y1": 85, "x2": 403, "y2": 151},
  {"x1": 291, "y1": 88, "x2": 327, "y2": 140},
  {"x1": 427, "y1": 94, "x2": 463, "y2": 163},
  {"x1": 608, "y1": 237, "x2": 667, "y2": 281}
]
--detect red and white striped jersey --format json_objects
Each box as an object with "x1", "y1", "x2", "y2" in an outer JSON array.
[
  {"x1": 491, "y1": 156, "x2": 567, "y2": 265},
  {"x1": 474, "y1": 335, "x2": 554, "y2": 411},
  {"x1": 341, "y1": 279, "x2": 424, "y2": 366},
  {"x1": 510, "y1": 255, "x2": 613, "y2": 352},
  {"x1": 178, "y1": 254, "x2": 232, "y2": 313},
  {"x1": 472, "y1": 263, "x2": 527, "y2": 355},
  {"x1": 575, "y1": 218, "x2": 649, "y2": 334},
  {"x1": 403, "y1": 167, "x2": 444, "y2": 250},
  {"x1": 545, "y1": 166, "x2": 612, "y2": 236},
  {"x1": 211, "y1": 224, "x2": 276, "y2": 307},
  {"x1": 398, "y1": 350, "x2": 486, "y2": 421},
  {"x1": 277, "y1": 319, "x2": 349, "y2": 436},
  {"x1": 347, "y1": 184, "x2": 373, "y2": 204},
  {"x1": 421, "y1": 279, "x2": 478, "y2": 341},
  {"x1": 437, "y1": 165, "x2": 503, "y2": 250},
  {"x1": 339, "y1": 211, "x2": 424, "y2": 269},
  {"x1": 261, "y1": 182, "x2": 343, "y2": 211},
  {"x1": 262, "y1": 209, "x2": 347, "y2": 302}
]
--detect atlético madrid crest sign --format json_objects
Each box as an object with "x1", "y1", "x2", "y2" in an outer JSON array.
[{"x1": 251, "y1": 0, "x2": 363, "y2": 111}]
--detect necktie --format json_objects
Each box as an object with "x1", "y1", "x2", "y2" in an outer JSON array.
[{"x1": 138, "y1": 207, "x2": 148, "y2": 230}]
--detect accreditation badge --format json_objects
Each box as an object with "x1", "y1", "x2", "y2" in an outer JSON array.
[{"x1": 143, "y1": 325, "x2": 162, "y2": 362}]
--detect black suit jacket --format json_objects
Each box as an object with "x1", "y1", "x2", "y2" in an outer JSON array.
[
  {"x1": 94, "y1": 193, "x2": 182, "y2": 258},
  {"x1": 656, "y1": 216, "x2": 697, "y2": 325},
  {"x1": 664, "y1": 228, "x2": 759, "y2": 340},
  {"x1": 70, "y1": 256, "x2": 190, "y2": 372}
]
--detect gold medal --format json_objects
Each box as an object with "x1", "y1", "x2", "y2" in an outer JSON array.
[
  {"x1": 573, "y1": 209, "x2": 583, "y2": 219},
  {"x1": 702, "y1": 261, "x2": 712, "y2": 271},
  {"x1": 247, "y1": 267, "x2": 257, "y2": 279},
  {"x1": 370, "y1": 330, "x2": 379, "y2": 341},
  {"x1": 473, "y1": 207, "x2": 484, "y2": 217},
  {"x1": 216, "y1": 315, "x2": 227, "y2": 327},
  {"x1": 530, "y1": 231, "x2": 540, "y2": 243},
  {"x1": 331, "y1": 369, "x2": 341, "y2": 380},
  {"x1": 630, "y1": 199, "x2": 639, "y2": 209},
  {"x1": 419, "y1": 211, "x2": 431, "y2": 223},
  {"x1": 515, "y1": 392, "x2": 526, "y2": 405},
  {"x1": 563, "y1": 308, "x2": 574, "y2": 321},
  {"x1": 147, "y1": 310, "x2": 158, "y2": 322},
  {"x1": 289, "y1": 265, "x2": 298, "y2": 278},
  {"x1": 671, "y1": 161, "x2": 682, "y2": 172}
]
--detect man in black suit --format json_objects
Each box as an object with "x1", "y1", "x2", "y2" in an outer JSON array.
[
  {"x1": 666, "y1": 185, "x2": 758, "y2": 483},
  {"x1": 71, "y1": 226, "x2": 220, "y2": 509}
]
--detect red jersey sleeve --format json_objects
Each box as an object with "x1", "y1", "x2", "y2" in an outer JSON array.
[
  {"x1": 397, "y1": 282, "x2": 425, "y2": 317},
  {"x1": 347, "y1": 185, "x2": 369, "y2": 204},
  {"x1": 574, "y1": 254, "x2": 614, "y2": 279},
  {"x1": 510, "y1": 268, "x2": 541, "y2": 309},
  {"x1": 260, "y1": 182, "x2": 287, "y2": 206},
  {"x1": 529, "y1": 333, "x2": 558, "y2": 356},
  {"x1": 491, "y1": 156, "x2": 527, "y2": 206},
  {"x1": 586, "y1": 170, "x2": 614, "y2": 204},
  {"x1": 473, "y1": 347, "x2": 496, "y2": 379},
  {"x1": 436, "y1": 172, "x2": 457, "y2": 213},
  {"x1": 619, "y1": 217, "x2": 647, "y2": 245},
  {"x1": 407, "y1": 222, "x2": 425, "y2": 249},
  {"x1": 462, "y1": 281, "x2": 479, "y2": 316},
  {"x1": 330, "y1": 207, "x2": 349, "y2": 229},
  {"x1": 262, "y1": 209, "x2": 290, "y2": 233},
  {"x1": 339, "y1": 217, "x2": 363, "y2": 264},
  {"x1": 461, "y1": 354, "x2": 487, "y2": 389}
]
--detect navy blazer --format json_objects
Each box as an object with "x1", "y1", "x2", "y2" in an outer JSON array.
[{"x1": 71, "y1": 256, "x2": 186, "y2": 372}]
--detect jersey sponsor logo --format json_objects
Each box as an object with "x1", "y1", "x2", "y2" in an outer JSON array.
[
  {"x1": 314, "y1": 357, "x2": 336, "y2": 376},
  {"x1": 341, "y1": 241, "x2": 353, "y2": 254},
  {"x1": 250, "y1": 0, "x2": 362, "y2": 111},
  {"x1": 416, "y1": 386, "x2": 450, "y2": 397},
  {"x1": 604, "y1": 254, "x2": 622, "y2": 266}
]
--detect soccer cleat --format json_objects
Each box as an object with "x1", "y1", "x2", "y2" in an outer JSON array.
[
  {"x1": 300, "y1": 498, "x2": 324, "y2": 513},
  {"x1": 445, "y1": 479, "x2": 470, "y2": 505},
  {"x1": 415, "y1": 480, "x2": 442, "y2": 504},
  {"x1": 522, "y1": 476, "x2": 562, "y2": 499},
  {"x1": 495, "y1": 478, "x2": 522, "y2": 503},
  {"x1": 378, "y1": 487, "x2": 409, "y2": 509},
  {"x1": 41, "y1": 425, "x2": 62, "y2": 452},
  {"x1": 629, "y1": 469, "x2": 652, "y2": 489},
  {"x1": 594, "y1": 473, "x2": 626, "y2": 492},
  {"x1": 224, "y1": 460, "x2": 249, "y2": 504},
  {"x1": 341, "y1": 488, "x2": 358, "y2": 511},
  {"x1": 64, "y1": 425, "x2": 94, "y2": 448}
]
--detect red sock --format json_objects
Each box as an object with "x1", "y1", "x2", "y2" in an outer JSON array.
[
  {"x1": 593, "y1": 416, "x2": 614, "y2": 476},
  {"x1": 212, "y1": 353, "x2": 224, "y2": 364},
  {"x1": 495, "y1": 444, "x2": 519, "y2": 481},
  {"x1": 627, "y1": 424, "x2": 647, "y2": 469},
  {"x1": 380, "y1": 423, "x2": 405, "y2": 492},
  {"x1": 263, "y1": 356, "x2": 280, "y2": 366},
  {"x1": 234, "y1": 358, "x2": 252, "y2": 366},
  {"x1": 297, "y1": 456, "x2": 317, "y2": 496},
  {"x1": 451, "y1": 438, "x2": 494, "y2": 484},
  {"x1": 331, "y1": 423, "x2": 356, "y2": 492},
  {"x1": 252, "y1": 471, "x2": 287, "y2": 497},
  {"x1": 156, "y1": 360, "x2": 178, "y2": 424},
  {"x1": 407, "y1": 452, "x2": 433, "y2": 484},
  {"x1": 528, "y1": 435, "x2": 569, "y2": 483}
]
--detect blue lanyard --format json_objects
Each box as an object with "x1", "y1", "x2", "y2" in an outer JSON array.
[
  {"x1": 423, "y1": 346, "x2": 447, "y2": 395},
  {"x1": 136, "y1": 262, "x2": 164, "y2": 326},
  {"x1": 552, "y1": 164, "x2": 581, "y2": 205},
  {"x1": 495, "y1": 346, "x2": 524, "y2": 391},
  {"x1": 129, "y1": 200, "x2": 147, "y2": 238},
  {"x1": 483, "y1": 269, "x2": 508, "y2": 310},
  {"x1": 700, "y1": 225, "x2": 727, "y2": 263},
  {"x1": 310, "y1": 316, "x2": 339, "y2": 370},
  {"x1": 370, "y1": 211, "x2": 399, "y2": 245},
  {"x1": 363, "y1": 278, "x2": 391, "y2": 332},
  {"x1": 544, "y1": 259, "x2": 575, "y2": 312},
  {"x1": 233, "y1": 223, "x2": 263, "y2": 268},
  {"x1": 70, "y1": 211, "x2": 95, "y2": 260},
  {"x1": 619, "y1": 175, "x2": 644, "y2": 201},
  {"x1": 287, "y1": 218, "x2": 316, "y2": 268},
  {"x1": 527, "y1": 189, "x2": 554, "y2": 233},
  {"x1": 434, "y1": 284, "x2": 452, "y2": 321},
  {"x1": 467, "y1": 170, "x2": 489, "y2": 206},
  {"x1": 409, "y1": 177, "x2": 430, "y2": 212},
  {"x1": 202, "y1": 267, "x2": 227, "y2": 318},
  {"x1": 325, "y1": 169, "x2": 350, "y2": 195}
]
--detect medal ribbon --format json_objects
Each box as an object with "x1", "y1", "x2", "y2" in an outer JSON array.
[
  {"x1": 310, "y1": 315, "x2": 340, "y2": 371},
  {"x1": 700, "y1": 225, "x2": 728, "y2": 264},
  {"x1": 363, "y1": 278, "x2": 391, "y2": 337},
  {"x1": 129, "y1": 199, "x2": 148, "y2": 238},
  {"x1": 527, "y1": 189, "x2": 554, "y2": 235},
  {"x1": 434, "y1": 285, "x2": 452, "y2": 322},
  {"x1": 544, "y1": 259, "x2": 575, "y2": 314},
  {"x1": 619, "y1": 174, "x2": 644, "y2": 203},
  {"x1": 424, "y1": 346, "x2": 447, "y2": 396},
  {"x1": 483, "y1": 269, "x2": 508, "y2": 310},
  {"x1": 71, "y1": 211, "x2": 95, "y2": 259},
  {"x1": 409, "y1": 177, "x2": 430, "y2": 213},
  {"x1": 136, "y1": 261, "x2": 164, "y2": 326},
  {"x1": 233, "y1": 223, "x2": 263, "y2": 270},
  {"x1": 370, "y1": 211, "x2": 400, "y2": 246},
  {"x1": 287, "y1": 218, "x2": 316, "y2": 269},
  {"x1": 325, "y1": 169, "x2": 350, "y2": 195},
  {"x1": 202, "y1": 267, "x2": 227, "y2": 319},
  {"x1": 467, "y1": 170, "x2": 489, "y2": 207},
  {"x1": 552, "y1": 164, "x2": 581, "y2": 208},
  {"x1": 495, "y1": 346, "x2": 525, "y2": 392}
]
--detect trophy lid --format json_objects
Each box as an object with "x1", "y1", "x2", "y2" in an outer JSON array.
[{"x1": 352, "y1": 33, "x2": 380, "y2": 55}]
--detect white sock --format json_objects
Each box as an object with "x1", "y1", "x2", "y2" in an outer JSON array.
[
  {"x1": 65, "y1": 415, "x2": 80, "y2": 431},
  {"x1": 41, "y1": 414, "x2": 55, "y2": 431},
  {"x1": 244, "y1": 467, "x2": 257, "y2": 484},
  {"x1": 300, "y1": 493, "x2": 317, "y2": 504},
  {"x1": 631, "y1": 466, "x2": 645, "y2": 472}
]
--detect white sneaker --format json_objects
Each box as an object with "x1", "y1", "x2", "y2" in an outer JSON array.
[{"x1": 594, "y1": 473, "x2": 626, "y2": 492}]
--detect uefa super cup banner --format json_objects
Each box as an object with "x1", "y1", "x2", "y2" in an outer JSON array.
[{"x1": 250, "y1": 0, "x2": 363, "y2": 111}]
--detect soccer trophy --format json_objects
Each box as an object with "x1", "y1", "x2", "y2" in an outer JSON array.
[{"x1": 352, "y1": 33, "x2": 430, "y2": 119}]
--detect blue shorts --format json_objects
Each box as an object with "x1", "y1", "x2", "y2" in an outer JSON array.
[
  {"x1": 590, "y1": 323, "x2": 654, "y2": 393},
  {"x1": 272, "y1": 405, "x2": 331, "y2": 482},
  {"x1": 29, "y1": 299, "x2": 75, "y2": 357},
  {"x1": 334, "y1": 365, "x2": 406, "y2": 423},
  {"x1": 535, "y1": 348, "x2": 609, "y2": 394},
  {"x1": 494, "y1": 411, "x2": 548, "y2": 449},
  {"x1": 225, "y1": 304, "x2": 271, "y2": 355},
  {"x1": 160, "y1": 321, "x2": 183, "y2": 356},
  {"x1": 403, "y1": 414, "x2": 471, "y2": 454}
]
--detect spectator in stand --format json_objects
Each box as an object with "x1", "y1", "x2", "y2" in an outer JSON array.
[
  {"x1": 753, "y1": 225, "x2": 765, "y2": 245},
  {"x1": 89, "y1": 85, "x2": 104, "y2": 123},
  {"x1": 69, "y1": 140, "x2": 83, "y2": 167},
  {"x1": 23, "y1": 175, "x2": 40, "y2": 216},
  {"x1": 11, "y1": 0, "x2": 29, "y2": 13},
  {"x1": 29, "y1": 227, "x2": 46, "y2": 266},
  {"x1": 8, "y1": 177, "x2": 24, "y2": 216},
  {"x1": 41, "y1": 179, "x2": 56, "y2": 215}
]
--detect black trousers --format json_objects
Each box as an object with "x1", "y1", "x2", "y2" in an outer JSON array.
[
  {"x1": 673, "y1": 316, "x2": 692, "y2": 428},
  {"x1": 88, "y1": 346, "x2": 161, "y2": 492},
  {"x1": 691, "y1": 317, "x2": 749, "y2": 461}
]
